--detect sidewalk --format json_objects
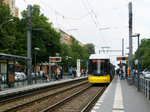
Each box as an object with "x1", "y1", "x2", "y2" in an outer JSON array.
[{"x1": 91, "y1": 76, "x2": 150, "y2": 112}]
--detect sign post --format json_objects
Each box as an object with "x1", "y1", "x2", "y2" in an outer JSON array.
[
  {"x1": 77, "y1": 59, "x2": 81, "y2": 77},
  {"x1": 49, "y1": 57, "x2": 61, "y2": 81}
]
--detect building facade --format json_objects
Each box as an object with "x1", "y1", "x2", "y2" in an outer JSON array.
[
  {"x1": 59, "y1": 29, "x2": 73, "y2": 45},
  {"x1": 3, "y1": 0, "x2": 18, "y2": 17}
]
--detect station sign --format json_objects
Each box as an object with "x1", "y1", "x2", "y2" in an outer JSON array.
[
  {"x1": 49, "y1": 57, "x2": 61, "y2": 62},
  {"x1": 117, "y1": 57, "x2": 128, "y2": 61}
]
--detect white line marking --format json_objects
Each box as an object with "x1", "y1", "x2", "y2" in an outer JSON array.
[
  {"x1": 96, "y1": 103, "x2": 101, "y2": 106},
  {"x1": 98, "y1": 100, "x2": 103, "y2": 103},
  {"x1": 91, "y1": 110, "x2": 96, "y2": 112},
  {"x1": 93, "y1": 106, "x2": 100, "y2": 109},
  {"x1": 112, "y1": 78, "x2": 124, "y2": 112}
]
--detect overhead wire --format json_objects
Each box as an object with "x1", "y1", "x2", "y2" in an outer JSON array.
[
  {"x1": 82, "y1": 0, "x2": 108, "y2": 47},
  {"x1": 22, "y1": 0, "x2": 129, "y2": 50},
  {"x1": 82, "y1": 0, "x2": 98, "y2": 27},
  {"x1": 39, "y1": 0, "x2": 91, "y2": 20}
]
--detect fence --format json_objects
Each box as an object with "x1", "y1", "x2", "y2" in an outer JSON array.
[
  {"x1": 0, "y1": 72, "x2": 78, "y2": 91},
  {"x1": 134, "y1": 75, "x2": 150, "y2": 100}
]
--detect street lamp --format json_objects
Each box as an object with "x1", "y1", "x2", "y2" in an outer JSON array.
[
  {"x1": 132, "y1": 33, "x2": 140, "y2": 92},
  {"x1": 0, "y1": 19, "x2": 14, "y2": 26},
  {"x1": 34, "y1": 47, "x2": 41, "y2": 83}
]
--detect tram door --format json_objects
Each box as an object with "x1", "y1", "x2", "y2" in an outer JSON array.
[{"x1": 7, "y1": 61, "x2": 15, "y2": 87}]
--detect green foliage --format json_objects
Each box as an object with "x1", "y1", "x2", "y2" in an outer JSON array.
[
  {"x1": 133, "y1": 38, "x2": 150, "y2": 70},
  {"x1": 84, "y1": 43, "x2": 95, "y2": 55},
  {"x1": 0, "y1": 3, "x2": 90, "y2": 72},
  {"x1": 0, "y1": 0, "x2": 17, "y2": 54},
  {"x1": 20, "y1": 5, "x2": 61, "y2": 64},
  {"x1": 59, "y1": 38, "x2": 89, "y2": 71}
]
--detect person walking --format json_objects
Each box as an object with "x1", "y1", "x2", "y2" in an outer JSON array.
[{"x1": 120, "y1": 69, "x2": 125, "y2": 80}]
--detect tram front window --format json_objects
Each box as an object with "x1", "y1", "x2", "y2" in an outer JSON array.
[{"x1": 88, "y1": 59, "x2": 109, "y2": 76}]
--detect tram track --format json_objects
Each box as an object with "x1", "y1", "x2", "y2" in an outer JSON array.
[
  {"x1": 0, "y1": 79, "x2": 88, "y2": 112},
  {"x1": 42, "y1": 85, "x2": 106, "y2": 112},
  {"x1": 0, "y1": 78, "x2": 106, "y2": 112}
]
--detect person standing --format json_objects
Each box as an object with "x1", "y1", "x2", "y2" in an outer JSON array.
[
  {"x1": 60, "y1": 67, "x2": 63, "y2": 79},
  {"x1": 56, "y1": 67, "x2": 60, "y2": 80},
  {"x1": 81, "y1": 68, "x2": 84, "y2": 76},
  {"x1": 72, "y1": 67, "x2": 76, "y2": 78},
  {"x1": 69, "y1": 68, "x2": 72, "y2": 78}
]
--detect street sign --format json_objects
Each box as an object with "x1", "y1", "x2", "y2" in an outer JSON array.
[
  {"x1": 77, "y1": 59, "x2": 81, "y2": 77},
  {"x1": 49, "y1": 57, "x2": 61, "y2": 62},
  {"x1": 117, "y1": 57, "x2": 128, "y2": 61},
  {"x1": 135, "y1": 59, "x2": 138, "y2": 65}
]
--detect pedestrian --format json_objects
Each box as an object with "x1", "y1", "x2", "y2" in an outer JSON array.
[
  {"x1": 56, "y1": 67, "x2": 60, "y2": 80},
  {"x1": 69, "y1": 68, "x2": 72, "y2": 78},
  {"x1": 120, "y1": 69, "x2": 125, "y2": 80},
  {"x1": 81, "y1": 68, "x2": 84, "y2": 76},
  {"x1": 72, "y1": 68, "x2": 76, "y2": 78},
  {"x1": 60, "y1": 67, "x2": 63, "y2": 79},
  {"x1": 83, "y1": 68, "x2": 86, "y2": 76}
]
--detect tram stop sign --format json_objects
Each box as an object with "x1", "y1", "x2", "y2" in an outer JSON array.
[
  {"x1": 117, "y1": 57, "x2": 128, "y2": 61},
  {"x1": 49, "y1": 57, "x2": 61, "y2": 62}
]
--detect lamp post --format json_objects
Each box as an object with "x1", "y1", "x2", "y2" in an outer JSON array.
[
  {"x1": 132, "y1": 33, "x2": 140, "y2": 92},
  {"x1": 0, "y1": 19, "x2": 14, "y2": 26},
  {"x1": 34, "y1": 47, "x2": 41, "y2": 83},
  {"x1": 66, "y1": 56, "x2": 71, "y2": 72}
]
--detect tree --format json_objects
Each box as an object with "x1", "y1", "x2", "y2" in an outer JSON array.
[
  {"x1": 0, "y1": 0, "x2": 17, "y2": 54},
  {"x1": 20, "y1": 5, "x2": 61, "y2": 64},
  {"x1": 133, "y1": 38, "x2": 150, "y2": 70},
  {"x1": 84, "y1": 43, "x2": 95, "y2": 55}
]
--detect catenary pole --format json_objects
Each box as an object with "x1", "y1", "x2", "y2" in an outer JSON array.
[
  {"x1": 128, "y1": 2, "x2": 133, "y2": 80},
  {"x1": 27, "y1": 5, "x2": 32, "y2": 84},
  {"x1": 122, "y1": 38, "x2": 124, "y2": 56}
]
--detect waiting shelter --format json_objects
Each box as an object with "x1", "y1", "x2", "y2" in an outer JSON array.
[{"x1": 0, "y1": 53, "x2": 28, "y2": 87}]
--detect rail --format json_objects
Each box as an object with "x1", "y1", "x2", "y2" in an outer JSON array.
[
  {"x1": 81, "y1": 86, "x2": 106, "y2": 112},
  {"x1": 134, "y1": 76, "x2": 150, "y2": 100}
]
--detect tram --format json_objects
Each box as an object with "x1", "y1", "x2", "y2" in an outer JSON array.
[{"x1": 88, "y1": 54, "x2": 113, "y2": 84}]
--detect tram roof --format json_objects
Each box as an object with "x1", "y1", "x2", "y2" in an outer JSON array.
[{"x1": 89, "y1": 54, "x2": 110, "y2": 59}]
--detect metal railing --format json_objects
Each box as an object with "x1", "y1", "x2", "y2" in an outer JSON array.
[
  {"x1": 134, "y1": 75, "x2": 150, "y2": 100},
  {"x1": 0, "y1": 73, "x2": 87, "y2": 91}
]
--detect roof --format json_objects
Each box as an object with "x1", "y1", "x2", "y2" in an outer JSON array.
[
  {"x1": 0, "y1": 53, "x2": 28, "y2": 61},
  {"x1": 89, "y1": 54, "x2": 110, "y2": 59}
]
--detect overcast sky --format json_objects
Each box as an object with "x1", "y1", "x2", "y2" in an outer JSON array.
[{"x1": 16, "y1": 0, "x2": 150, "y2": 66}]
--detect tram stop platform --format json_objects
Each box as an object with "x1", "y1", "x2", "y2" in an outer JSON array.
[
  {"x1": 91, "y1": 76, "x2": 150, "y2": 112},
  {"x1": 0, "y1": 77, "x2": 86, "y2": 98}
]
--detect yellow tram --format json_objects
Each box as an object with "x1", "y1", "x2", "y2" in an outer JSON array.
[{"x1": 88, "y1": 54, "x2": 113, "y2": 84}]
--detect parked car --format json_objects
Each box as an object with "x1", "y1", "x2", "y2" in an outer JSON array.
[
  {"x1": 31, "y1": 72, "x2": 39, "y2": 79},
  {"x1": 15, "y1": 72, "x2": 26, "y2": 81},
  {"x1": 143, "y1": 71, "x2": 150, "y2": 79},
  {"x1": 141, "y1": 68, "x2": 148, "y2": 75},
  {"x1": 1, "y1": 74, "x2": 7, "y2": 83}
]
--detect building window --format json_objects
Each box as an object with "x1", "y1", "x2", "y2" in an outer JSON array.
[{"x1": 12, "y1": 1, "x2": 14, "y2": 8}]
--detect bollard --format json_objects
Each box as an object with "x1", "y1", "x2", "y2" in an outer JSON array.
[
  {"x1": 146, "y1": 80, "x2": 147, "y2": 98},
  {"x1": 149, "y1": 80, "x2": 150, "y2": 100},
  {"x1": 144, "y1": 79, "x2": 145, "y2": 95}
]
